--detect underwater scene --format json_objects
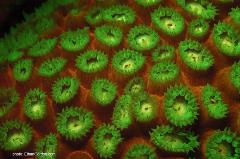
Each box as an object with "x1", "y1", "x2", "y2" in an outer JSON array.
[{"x1": 0, "y1": 0, "x2": 240, "y2": 158}]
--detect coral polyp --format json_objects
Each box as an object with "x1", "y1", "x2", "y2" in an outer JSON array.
[
  {"x1": 60, "y1": 28, "x2": 90, "y2": 52},
  {"x1": 0, "y1": 88, "x2": 19, "y2": 118},
  {"x1": 152, "y1": 45, "x2": 175, "y2": 62},
  {"x1": 124, "y1": 143, "x2": 158, "y2": 159},
  {"x1": 85, "y1": 6, "x2": 104, "y2": 26},
  {"x1": 91, "y1": 79, "x2": 117, "y2": 106},
  {"x1": 0, "y1": 120, "x2": 32, "y2": 151},
  {"x1": 163, "y1": 84, "x2": 199, "y2": 127},
  {"x1": 34, "y1": 17, "x2": 55, "y2": 34},
  {"x1": 134, "y1": 0, "x2": 162, "y2": 7},
  {"x1": 230, "y1": 61, "x2": 240, "y2": 92},
  {"x1": 188, "y1": 19, "x2": 209, "y2": 39},
  {"x1": 151, "y1": 7, "x2": 185, "y2": 36},
  {"x1": 133, "y1": 93, "x2": 158, "y2": 123},
  {"x1": 38, "y1": 57, "x2": 67, "y2": 77},
  {"x1": 112, "y1": 95, "x2": 133, "y2": 130},
  {"x1": 36, "y1": 133, "x2": 58, "y2": 159},
  {"x1": 149, "y1": 61, "x2": 180, "y2": 84},
  {"x1": 95, "y1": 25, "x2": 123, "y2": 47},
  {"x1": 56, "y1": 107, "x2": 94, "y2": 140},
  {"x1": 201, "y1": 84, "x2": 229, "y2": 119},
  {"x1": 178, "y1": 39, "x2": 214, "y2": 71},
  {"x1": 23, "y1": 88, "x2": 47, "y2": 120},
  {"x1": 102, "y1": 5, "x2": 136, "y2": 25},
  {"x1": 93, "y1": 124, "x2": 122, "y2": 158},
  {"x1": 75, "y1": 50, "x2": 108, "y2": 73},
  {"x1": 176, "y1": 0, "x2": 218, "y2": 20},
  {"x1": 205, "y1": 128, "x2": 240, "y2": 159},
  {"x1": 0, "y1": 0, "x2": 240, "y2": 158},
  {"x1": 112, "y1": 49, "x2": 145, "y2": 76},
  {"x1": 124, "y1": 76, "x2": 145, "y2": 97},
  {"x1": 212, "y1": 22, "x2": 240, "y2": 56},
  {"x1": 229, "y1": 7, "x2": 240, "y2": 25},
  {"x1": 28, "y1": 38, "x2": 57, "y2": 57},
  {"x1": 128, "y1": 25, "x2": 160, "y2": 51},
  {"x1": 13, "y1": 59, "x2": 33, "y2": 82},
  {"x1": 150, "y1": 125, "x2": 199, "y2": 153},
  {"x1": 51, "y1": 77, "x2": 80, "y2": 104},
  {"x1": 7, "y1": 50, "x2": 24, "y2": 63}
]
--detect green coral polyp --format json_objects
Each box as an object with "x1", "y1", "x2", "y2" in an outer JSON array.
[
  {"x1": 93, "y1": 124, "x2": 122, "y2": 158},
  {"x1": 205, "y1": 128, "x2": 240, "y2": 159},
  {"x1": 163, "y1": 84, "x2": 199, "y2": 127},
  {"x1": 23, "y1": 88, "x2": 47, "y2": 120},
  {"x1": 35, "y1": 17, "x2": 55, "y2": 34},
  {"x1": 112, "y1": 49, "x2": 145, "y2": 76},
  {"x1": 201, "y1": 84, "x2": 228, "y2": 119},
  {"x1": 128, "y1": 25, "x2": 160, "y2": 51},
  {"x1": 179, "y1": 39, "x2": 214, "y2": 71},
  {"x1": 5, "y1": 28, "x2": 38, "y2": 50},
  {"x1": 60, "y1": 28, "x2": 90, "y2": 52},
  {"x1": 124, "y1": 144, "x2": 158, "y2": 159},
  {"x1": 0, "y1": 88, "x2": 19, "y2": 117},
  {"x1": 7, "y1": 50, "x2": 24, "y2": 63},
  {"x1": 230, "y1": 61, "x2": 240, "y2": 92},
  {"x1": 24, "y1": 1, "x2": 57, "y2": 20},
  {"x1": 212, "y1": 22, "x2": 240, "y2": 56},
  {"x1": 149, "y1": 61, "x2": 180, "y2": 84},
  {"x1": 150, "y1": 125, "x2": 200, "y2": 153},
  {"x1": 85, "y1": 6, "x2": 104, "y2": 25},
  {"x1": 176, "y1": 0, "x2": 218, "y2": 20},
  {"x1": 229, "y1": 7, "x2": 240, "y2": 25},
  {"x1": 0, "y1": 120, "x2": 32, "y2": 151},
  {"x1": 13, "y1": 59, "x2": 33, "y2": 82},
  {"x1": 134, "y1": 0, "x2": 162, "y2": 7},
  {"x1": 95, "y1": 25, "x2": 123, "y2": 47},
  {"x1": 152, "y1": 45, "x2": 175, "y2": 62},
  {"x1": 133, "y1": 93, "x2": 158, "y2": 122},
  {"x1": 56, "y1": 107, "x2": 94, "y2": 140},
  {"x1": 188, "y1": 19, "x2": 209, "y2": 39},
  {"x1": 75, "y1": 50, "x2": 108, "y2": 73},
  {"x1": 28, "y1": 38, "x2": 57, "y2": 57},
  {"x1": 51, "y1": 77, "x2": 80, "y2": 104},
  {"x1": 91, "y1": 79, "x2": 117, "y2": 106},
  {"x1": 151, "y1": 7, "x2": 184, "y2": 36},
  {"x1": 112, "y1": 95, "x2": 133, "y2": 130},
  {"x1": 38, "y1": 57, "x2": 67, "y2": 77},
  {"x1": 36, "y1": 133, "x2": 57, "y2": 159},
  {"x1": 102, "y1": 5, "x2": 136, "y2": 25},
  {"x1": 124, "y1": 77, "x2": 145, "y2": 97}
]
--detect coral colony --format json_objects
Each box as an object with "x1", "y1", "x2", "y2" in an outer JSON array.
[{"x1": 0, "y1": 0, "x2": 240, "y2": 158}]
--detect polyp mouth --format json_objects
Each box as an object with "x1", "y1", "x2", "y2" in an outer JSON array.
[
  {"x1": 121, "y1": 59, "x2": 134, "y2": 70},
  {"x1": 162, "y1": 17, "x2": 176, "y2": 30},
  {"x1": 8, "y1": 129, "x2": 25, "y2": 146},
  {"x1": 112, "y1": 13, "x2": 127, "y2": 22},
  {"x1": 173, "y1": 97, "x2": 187, "y2": 115},
  {"x1": 67, "y1": 117, "x2": 82, "y2": 132},
  {"x1": 87, "y1": 57, "x2": 98, "y2": 64},
  {"x1": 141, "y1": 102, "x2": 152, "y2": 113},
  {"x1": 135, "y1": 33, "x2": 151, "y2": 47},
  {"x1": 131, "y1": 84, "x2": 142, "y2": 93},
  {"x1": 186, "y1": 49, "x2": 202, "y2": 63},
  {"x1": 217, "y1": 142, "x2": 234, "y2": 157}
]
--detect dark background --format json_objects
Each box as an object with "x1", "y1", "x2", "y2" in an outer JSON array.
[{"x1": 0, "y1": 0, "x2": 45, "y2": 37}]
